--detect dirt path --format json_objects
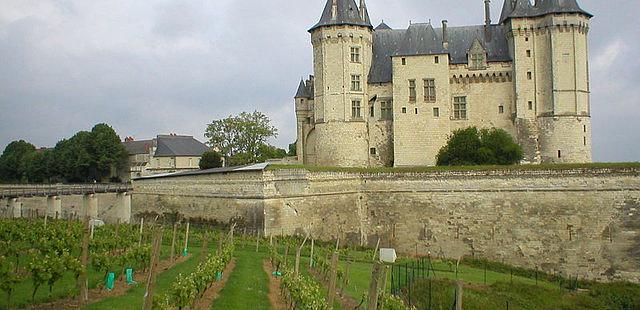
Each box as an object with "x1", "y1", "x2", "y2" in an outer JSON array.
[
  {"x1": 263, "y1": 260, "x2": 287, "y2": 310},
  {"x1": 29, "y1": 255, "x2": 191, "y2": 310},
  {"x1": 192, "y1": 259, "x2": 236, "y2": 310}
]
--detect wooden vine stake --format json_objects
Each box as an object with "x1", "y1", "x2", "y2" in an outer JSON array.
[
  {"x1": 183, "y1": 222, "x2": 190, "y2": 254},
  {"x1": 170, "y1": 222, "x2": 178, "y2": 260},
  {"x1": 256, "y1": 231, "x2": 260, "y2": 253},
  {"x1": 309, "y1": 238, "x2": 315, "y2": 268},
  {"x1": 294, "y1": 235, "x2": 309, "y2": 278},
  {"x1": 138, "y1": 217, "x2": 144, "y2": 246},
  {"x1": 201, "y1": 231, "x2": 209, "y2": 264},
  {"x1": 372, "y1": 237, "x2": 381, "y2": 261},
  {"x1": 327, "y1": 252, "x2": 339, "y2": 309},
  {"x1": 455, "y1": 280, "x2": 464, "y2": 310},
  {"x1": 78, "y1": 216, "x2": 90, "y2": 303},
  {"x1": 367, "y1": 262, "x2": 383, "y2": 310},
  {"x1": 142, "y1": 226, "x2": 163, "y2": 310}
]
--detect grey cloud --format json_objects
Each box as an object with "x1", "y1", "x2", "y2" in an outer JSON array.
[{"x1": 0, "y1": 0, "x2": 638, "y2": 162}]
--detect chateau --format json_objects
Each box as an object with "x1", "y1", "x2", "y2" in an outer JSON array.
[{"x1": 294, "y1": 0, "x2": 593, "y2": 167}]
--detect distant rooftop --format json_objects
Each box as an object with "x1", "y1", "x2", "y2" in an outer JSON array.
[{"x1": 122, "y1": 134, "x2": 209, "y2": 157}]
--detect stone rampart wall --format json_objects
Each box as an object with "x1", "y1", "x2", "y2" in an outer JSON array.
[{"x1": 132, "y1": 167, "x2": 640, "y2": 282}]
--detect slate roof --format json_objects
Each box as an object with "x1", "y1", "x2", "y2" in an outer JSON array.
[
  {"x1": 123, "y1": 140, "x2": 153, "y2": 155},
  {"x1": 154, "y1": 135, "x2": 209, "y2": 157},
  {"x1": 295, "y1": 80, "x2": 312, "y2": 98},
  {"x1": 499, "y1": 0, "x2": 592, "y2": 23},
  {"x1": 309, "y1": 0, "x2": 372, "y2": 32},
  {"x1": 369, "y1": 23, "x2": 511, "y2": 84}
]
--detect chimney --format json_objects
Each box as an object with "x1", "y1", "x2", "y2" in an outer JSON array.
[
  {"x1": 332, "y1": 0, "x2": 338, "y2": 20},
  {"x1": 484, "y1": 0, "x2": 492, "y2": 41},
  {"x1": 442, "y1": 20, "x2": 449, "y2": 49}
]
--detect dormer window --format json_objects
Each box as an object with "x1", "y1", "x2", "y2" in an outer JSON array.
[{"x1": 468, "y1": 39, "x2": 487, "y2": 70}]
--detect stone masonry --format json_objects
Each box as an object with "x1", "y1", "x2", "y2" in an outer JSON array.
[{"x1": 132, "y1": 166, "x2": 640, "y2": 283}]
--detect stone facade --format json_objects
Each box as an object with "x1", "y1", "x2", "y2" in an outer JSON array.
[
  {"x1": 295, "y1": 0, "x2": 593, "y2": 167},
  {"x1": 131, "y1": 166, "x2": 640, "y2": 283}
]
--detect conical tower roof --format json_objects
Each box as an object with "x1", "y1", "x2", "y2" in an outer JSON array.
[
  {"x1": 294, "y1": 80, "x2": 312, "y2": 98},
  {"x1": 499, "y1": 0, "x2": 591, "y2": 23},
  {"x1": 309, "y1": 0, "x2": 373, "y2": 32}
]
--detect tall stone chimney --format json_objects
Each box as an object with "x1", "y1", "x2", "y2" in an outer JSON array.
[
  {"x1": 360, "y1": 0, "x2": 367, "y2": 20},
  {"x1": 442, "y1": 20, "x2": 449, "y2": 49},
  {"x1": 484, "y1": 0, "x2": 492, "y2": 41}
]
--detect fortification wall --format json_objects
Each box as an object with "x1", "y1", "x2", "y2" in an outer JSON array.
[
  {"x1": 1, "y1": 193, "x2": 122, "y2": 222},
  {"x1": 132, "y1": 167, "x2": 640, "y2": 282}
]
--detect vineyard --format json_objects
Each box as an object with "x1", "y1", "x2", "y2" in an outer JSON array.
[{"x1": 1, "y1": 217, "x2": 640, "y2": 310}]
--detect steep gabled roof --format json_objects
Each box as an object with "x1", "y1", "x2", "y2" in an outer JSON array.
[
  {"x1": 375, "y1": 21, "x2": 392, "y2": 30},
  {"x1": 123, "y1": 140, "x2": 152, "y2": 155},
  {"x1": 499, "y1": 0, "x2": 592, "y2": 23},
  {"x1": 368, "y1": 23, "x2": 511, "y2": 84},
  {"x1": 309, "y1": 0, "x2": 372, "y2": 32},
  {"x1": 154, "y1": 135, "x2": 209, "y2": 157}
]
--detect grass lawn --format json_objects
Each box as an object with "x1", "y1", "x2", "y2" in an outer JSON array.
[
  {"x1": 210, "y1": 248, "x2": 271, "y2": 310},
  {"x1": 83, "y1": 246, "x2": 204, "y2": 310}
]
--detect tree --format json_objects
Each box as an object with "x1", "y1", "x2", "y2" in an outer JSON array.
[
  {"x1": 0, "y1": 140, "x2": 36, "y2": 182},
  {"x1": 23, "y1": 150, "x2": 56, "y2": 183},
  {"x1": 90, "y1": 123, "x2": 128, "y2": 181},
  {"x1": 436, "y1": 127, "x2": 523, "y2": 166},
  {"x1": 199, "y1": 151, "x2": 223, "y2": 169},
  {"x1": 256, "y1": 144, "x2": 287, "y2": 162},
  {"x1": 205, "y1": 111, "x2": 278, "y2": 165},
  {"x1": 288, "y1": 141, "x2": 297, "y2": 156},
  {"x1": 53, "y1": 132, "x2": 95, "y2": 182}
]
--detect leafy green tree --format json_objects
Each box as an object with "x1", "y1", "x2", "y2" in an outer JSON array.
[
  {"x1": 54, "y1": 132, "x2": 95, "y2": 182},
  {"x1": 91, "y1": 123, "x2": 128, "y2": 181},
  {"x1": 288, "y1": 141, "x2": 297, "y2": 156},
  {"x1": 199, "y1": 151, "x2": 223, "y2": 169},
  {"x1": 0, "y1": 140, "x2": 36, "y2": 182},
  {"x1": 257, "y1": 144, "x2": 287, "y2": 162},
  {"x1": 205, "y1": 111, "x2": 278, "y2": 165},
  {"x1": 437, "y1": 127, "x2": 523, "y2": 166}
]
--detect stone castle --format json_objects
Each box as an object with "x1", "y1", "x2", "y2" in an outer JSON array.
[{"x1": 294, "y1": 0, "x2": 593, "y2": 167}]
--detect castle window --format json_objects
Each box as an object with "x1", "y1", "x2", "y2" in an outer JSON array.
[
  {"x1": 453, "y1": 96, "x2": 467, "y2": 120},
  {"x1": 583, "y1": 125, "x2": 587, "y2": 133},
  {"x1": 408, "y1": 80, "x2": 416, "y2": 101},
  {"x1": 370, "y1": 105, "x2": 375, "y2": 117},
  {"x1": 558, "y1": 150, "x2": 562, "y2": 158},
  {"x1": 415, "y1": 107, "x2": 419, "y2": 114},
  {"x1": 402, "y1": 107, "x2": 407, "y2": 114},
  {"x1": 584, "y1": 137, "x2": 587, "y2": 146},
  {"x1": 351, "y1": 75, "x2": 361, "y2": 91},
  {"x1": 499, "y1": 105, "x2": 504, "y2": 114},
  {"x1": 381, "y1": 101, "x2": 393, "y2": 120},
  {"x1": 527, "y1": 72, "x2": 532, "y2": 80},
  {"x1": 424, "y1": 79, "x2": 436, "y2": 102},
  {"x1": 526, "y1": 50, "x2": 532, "y2": 57},
  {"x1": 525, "y1": 37, "x2": 529, "y2": 42},
  {"x1": 435, "y1": 56, "x2": 439, "y2": 64},
  {"x1": 528, "y1": 101, "x2": 533, "y2": 110},
  {"x1": 351, "y1": 100, "x2": 362, "y2": 118},
  {"x1": 402, "y1": 58, "x2": 406, "y2": 65},
  {"x1": 370, "y1": 148, "x2": 377, "y2": 155},
  {"x1": 350, "y1": 47, "x2": 361, "y2": 63},
  {"x1": 433, "y1": 107, "x2": 440, "y2": 118},
  {"x1": 471, "y1": 53, "x2": 485, "y2": 69}
]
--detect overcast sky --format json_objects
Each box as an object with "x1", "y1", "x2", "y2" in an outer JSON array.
[{"x1": 0, "y1": 0, "x2": 638, "y2": 162}]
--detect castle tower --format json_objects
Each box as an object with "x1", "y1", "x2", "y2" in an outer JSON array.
[
  {"x1": 501, "y1": 0, "x2": 593, "y2": 163},
  {"x1": 308, "y1": 0, "x2": 374, "y2": 167}
]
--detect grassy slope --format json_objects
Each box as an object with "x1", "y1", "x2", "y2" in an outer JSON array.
[
  {"x1": 210, "y1": 248, "x2": 271, "y2": 310},
  {"x1": 83, "y1": 246, "x2": 204, "y2": 310}
]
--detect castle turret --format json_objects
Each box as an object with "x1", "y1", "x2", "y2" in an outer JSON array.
[
  {"x1": 501, "y1": 0, "x2": 592, "y2": 163},
  {"x1": 307, "y1": 0, "x2": 374, "y2": 167}
]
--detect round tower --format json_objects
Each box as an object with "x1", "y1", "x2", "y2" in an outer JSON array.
[
  {"x1": 502, "y1": 0, "x2": 593, "y2": 163},
  {"x1": 308, "y1": 0, "x2": 373, "y2": 167}
]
